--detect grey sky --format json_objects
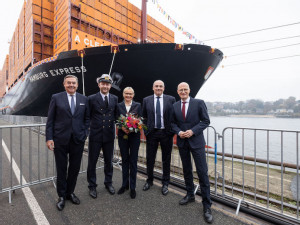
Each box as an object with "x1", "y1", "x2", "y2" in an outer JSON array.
[{"x1": 1, "y1": 0, "x2": 300, "y2": 102}]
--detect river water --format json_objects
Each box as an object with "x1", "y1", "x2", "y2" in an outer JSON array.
[{"x1": 208, "y1": 116, "x2": 300, "y2": 165}]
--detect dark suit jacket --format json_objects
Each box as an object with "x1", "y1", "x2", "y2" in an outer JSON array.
[
  {"x1": 171, "y1": 97, "x2": 210, "y2": 149},
  {"x1": 142, "y1": 94, "x2": 176, "y2": 136},
  {"x1": 88, "y1": 92, "x2": 118, "y2": 143},
  {"x1": 117, "y1": 101, "x2": 142, "y2": 137},
  {"x1": 46, "y1": 91, "x2": 90, "y2": 145}
]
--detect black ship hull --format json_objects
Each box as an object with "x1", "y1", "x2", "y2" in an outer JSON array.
[{"x1": 1, "y1": 43, "x2": 223, "y2": 116}]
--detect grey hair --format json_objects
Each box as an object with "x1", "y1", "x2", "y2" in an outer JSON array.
[
  {"x1": 153, "y1": 80, "x2": 165, "y2": 87},
  {"x1": 63, "y1": 75, "x2": 78, "y2": 83}
]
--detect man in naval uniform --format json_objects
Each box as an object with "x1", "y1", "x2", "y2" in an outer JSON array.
[
  {"x1": 46, "y1": 75, "x2": 89, "y2": 211},
  {"x1": 87, "y1": 74, "x2": 118, "y2": 198}
]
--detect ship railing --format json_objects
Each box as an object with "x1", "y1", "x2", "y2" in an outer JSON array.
[{"x1": 0, "y1": 116, "x2": 299, "y2": 224}]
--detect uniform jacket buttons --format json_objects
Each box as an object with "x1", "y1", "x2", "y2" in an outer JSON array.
[
  {"x1": 103, "y1": 126, "x2": 105, "y2": 128},
  {"x1": 103, "y1": 114, "x2": 105, "y2": 116}
]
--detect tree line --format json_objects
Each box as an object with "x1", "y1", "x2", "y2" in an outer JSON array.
[{"x1": 206, "y1": 97, "x2": 300, "y2": 117}]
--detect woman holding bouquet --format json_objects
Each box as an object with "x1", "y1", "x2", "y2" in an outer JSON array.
[{"x1": 117, "y1": 87, "x2": 142, "y2": 199}]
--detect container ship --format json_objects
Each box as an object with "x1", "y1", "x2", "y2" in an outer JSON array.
[{"x1": 0, "y1": 0, "x2": 223, "y2": 116}]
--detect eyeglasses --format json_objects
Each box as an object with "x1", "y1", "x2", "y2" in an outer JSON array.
[{"x1": 178, "y1": 88, "x2": 189, "y2": 93}]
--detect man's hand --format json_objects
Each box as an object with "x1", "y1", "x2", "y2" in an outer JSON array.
[
  {"x1": 122, "y1": 126, "x2": 130, "y2": 134},
  {"x1": 46, "y1": 140, "x2": 55, "y2": 151},
  {"x1": 185, "y1": 130, "x2": 194, "y2": 138},
  {"x1": 179, "y1": 130, "x2": 194, "y2": 139}
]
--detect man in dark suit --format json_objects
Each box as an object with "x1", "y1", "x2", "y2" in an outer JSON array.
[
  {"x1": 171, "y1": 82, "x2": 213, "y2": 223},
  {"x1": 87, "y1": 74, "x2": 118, "y2": 198},
  {"x1": 46, "y1": 75, "x2": 89, "y2": 211},
  {"x1": 142, "y1": 80, "x2": 176, "y2": 195}
]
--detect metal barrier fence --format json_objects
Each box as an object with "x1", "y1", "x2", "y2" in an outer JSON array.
[
  {"x1": 0, "y1": 115, "x2": 299, "y2": 224},
  {"x1": 220, "y1": 127, "x2": 300, "y2": 224}
]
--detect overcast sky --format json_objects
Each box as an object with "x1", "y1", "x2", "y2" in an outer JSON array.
[{"x1": 1, "y1": 0, "x2": 300, "y2": 102}]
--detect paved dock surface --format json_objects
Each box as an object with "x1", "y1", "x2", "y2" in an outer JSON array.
[
  {"x1": 0, "y1": 119, "x2": 269, "y2": 224},
  {"x1": 0, "y1": 165, "x2": 260, "y2": 225}
]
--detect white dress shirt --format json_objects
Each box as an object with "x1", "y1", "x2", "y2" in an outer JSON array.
[
  {"x1": 125, "y1": 101, "x2": 132, "y2": 113},
  {"x1": 181, "y1": 96, "x2": 190, "y2": 116},
  {"x1": 100, "y1": 92, "x2": 109, "y2": 103},
  {"x1": 179, "y1": 96, "x2": 190, "y2": 135},
  {"x1": 67, "y1": 92, "x2": 76, "y2": 109},
  {"x1": 154, "y1": 94, "x2": 164, "y2": 129}
]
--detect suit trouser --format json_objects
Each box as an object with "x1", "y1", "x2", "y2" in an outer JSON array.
[
  {"x1": 179, "y1": 140, "x2": 212, "y2": 209},
  {"x1": 54, "y1": 138, "x2": 84, "y2": 197},
  {"x1": 87, "y1": 140, "x2": 114, "y2": 188},
  {"x1": 146, "y1": 129, "x2": 173, "y2": 185},
  {"x1": 118, "y1": 133, "x2": 140, "y2": 190}
]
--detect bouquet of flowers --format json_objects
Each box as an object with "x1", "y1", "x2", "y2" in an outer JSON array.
[{"x1": 116, "y1": 113, "x2": 147, "y2": 139}]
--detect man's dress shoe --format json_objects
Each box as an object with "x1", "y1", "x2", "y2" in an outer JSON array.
[
  {"x1": 89, "y1": 188, "x2": 97, "y2": 199},
  {"x1": 56, "y1": 197, "x2": 65, "y2": 211},
  {"x1": 161, "y1": 185, "x2": 169, "y2": 195},
  {"x1": 66, "y1": 193, "x2": 80, "y2": 205},
  {"x1": 130, "y1": 189, "x2": 136, "y2": 199},
  {"x1": 179, "y1": 194, "x2": 195, "y2": 205},
  {"x1": 105, "y1": 185, "x2": 115, "y2": 195},
  {"x1": 117, "y1": 186, "x2": 127, "y2": 195},
  {"x1": 203, "y1": 208, "x2": 213, "y2": 223},
  {"x1": 142, "y1": 182, "x2": 153, "y2": 191}
]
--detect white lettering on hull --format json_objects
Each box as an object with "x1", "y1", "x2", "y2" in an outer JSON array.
[{"x1": 29, "y1": 66, "x2": 87, "y2": 82}]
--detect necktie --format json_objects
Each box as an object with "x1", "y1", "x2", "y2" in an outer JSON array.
[
  {"x1": 156, "y1": 96, "x2": 161, "y2": 128},
  {"x1": 71, "y1": 95, "x2": 75, "y2": 115},
  {"x1": 182, "y1": 101, "x2": 186, "y2": 120},
  {"x1": 104, "y1": 95, "x2": 108, "y2": 108}
]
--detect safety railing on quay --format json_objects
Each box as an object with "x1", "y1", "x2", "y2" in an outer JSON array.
[
  {"x1": 220, "y1": 127, "x2": 300, "y2": 224},
  {"x1": 0, "y1": 115, "x2": 299, "y2": 224}
]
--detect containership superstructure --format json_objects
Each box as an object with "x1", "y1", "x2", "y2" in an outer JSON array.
[{"x1": 0, "y1": 0, "x2": 223, "y2": 116}]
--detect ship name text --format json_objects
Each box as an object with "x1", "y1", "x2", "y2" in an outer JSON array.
[{"x1": 29, "y1": 66, "x2": 87, "y2": 82}]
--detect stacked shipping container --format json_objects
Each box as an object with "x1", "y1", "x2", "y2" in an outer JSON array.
[
  {"x1": 0, "y1": 55, "x2": 9, "y2": 97},
  {"x1": 1, "y1": 0, "x2": 174, "y2": 95}
]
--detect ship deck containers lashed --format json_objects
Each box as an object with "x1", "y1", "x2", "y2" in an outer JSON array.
[{"x1": 0, "y1": 0, "x2": 174, "y2": 96}]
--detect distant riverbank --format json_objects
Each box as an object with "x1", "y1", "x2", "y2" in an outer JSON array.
[
  {"x1": 228, "y1": 114, "x2": 275, "y2": 118},
  {"x1": 210, "y1": 114, "x2": 300, "y2": 118}
]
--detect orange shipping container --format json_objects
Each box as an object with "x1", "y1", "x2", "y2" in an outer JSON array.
[
  {"x1": 42, "y1": 17, "x2": 53, "y2": 26},
  {"x1": 94, "y1": 10, "x2": 102, "y2": 21},
  {"x1": 54, "y1": 30, "x2": 69, "y2": 51},
  {"x1": 102, "y1": 0, "x2": 109, "y2": 6},
  {"x1": 42, "y1": 0, "x2": 54, "y2": 11},
  {"x1": 108, "y1": 7, "x2": 115, "y2": 18},
  {"x1": 54, "y1": 0, "x2": 69, "y2": 13},
  {"x1": 54, "y1": 4, "x2": 70, "y2": 23},
  {"x1": 71, "y1": 0, "x2": 80, "y2": 6},
  {"x1": 54, "y1": 10, "x2": 70, "y2": 31},
  {"x1": 42, "y1": 8, "x2": 53, "y2": 20},
  {"x1": 87, "y1": 0, "x2": 95, "y2": 7},
  {"x1": 32, "y1": 4, "x2": 42, "y2": 16},
  {"x1": 54, "y1": 21, "x2": 70, "y2": 44},
  {"x1": 94, "y1": 0, "x2": 102, "y2": 11},
  {"x1": 54, "y1": 40, "x2": 69, "y2": 55},
  {"x1": 71, "y1": 28, "x2": 115, "y2": 50}
]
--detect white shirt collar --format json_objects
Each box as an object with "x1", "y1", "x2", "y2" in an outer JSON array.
[
  {"x1": 67, "y1": 92, "x2": 76, "y2": 97},
  {"x1": 100, "y1": 92, "x2": 109, "y2": 99},
  {"x1": 154, "y1": 94, "x2": 163, "y2": 99},
  {"x1": 181, "y1": 97, "x2": 190, "y2": 103}
]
